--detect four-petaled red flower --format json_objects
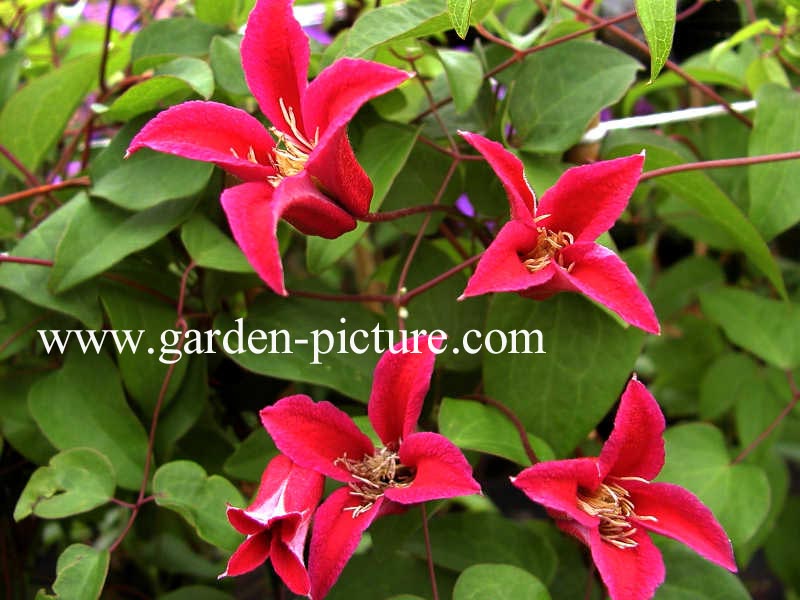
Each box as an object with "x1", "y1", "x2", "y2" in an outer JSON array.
[
  {"x1": 512, "y1": 377, "x2": 736, "y2": 600},
  {"x1": 260, "y1": 336, "x2": 481, "y2": 599},
  {"x1": 222, "y1": 454, "x2": 324, "y2": 596},
  {"x1": 458, "y1": 131, "x2": 660, "y2": 334},
  {"x1": 126, "y1": 0, "x2": 411, "y2": 295}
]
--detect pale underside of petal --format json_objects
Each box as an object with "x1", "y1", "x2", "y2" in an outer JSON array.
[
  {"x1": 589, "y1": 527, "x2": 665, "y2": 600},
  {"x1": 260, "y1": 395, "x2": 375, "y2": 483},
  {"x1": 126, "y1": 101, "x2": 275, "y2": 182},
  {"x1": 536, "y1": 154, "x2": 644, "y2": 243}
]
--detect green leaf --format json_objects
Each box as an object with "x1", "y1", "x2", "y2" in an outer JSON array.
[
  {"x1": 93, "y1": 149, "x2": 214, "y2": 211},
  {"x1": 448, "y1": 0, "x2": 474, "y2": 39},
  {"x1": 0, "y1": 375, "x2": 56, "y2": 464},
  {"x1": 49, "y1": 544, "x2": 110, "y2": 600},
  {"x1": 14, "y1": 448, "x2": 115, "y2": 521},
  {"x1": 765, "y1": 496, "x2": 800, "y2": 593},
  {"x1": 0, "y1": 199, "x2": 102, "y2": 329},
  {"x1": 508, "y1": 41, "x2": 639, "y2": 153},
  {"x1": 483, "y1": 293, "x2": 644, "y2": 456},
  {"x1": 607, "y1": 141, "x2": 786, "y2": 297},
  {"x1": 439, "y1": 397, "x2": 554, "y2": 465},
  {"x1": 28, "y1": 350, "x2": 148, "y2": 490},
  {"x1": 453, "y1": 564, "x2": 551, "y2": 600},
  {"x1": 745, "y1": 55, "x2": 790, "y2": 94},
  {"x1": 153, "y1": 460, "x2": 244, "y2": 552},
  {"x1": 0, "y1": 55, "x2": 99, "y2": 181},
  {"x1": 748, "y1": 84, "x2": 800, "y2": 239},
  {"x1": 0, "y1": 50, "x2": 24, "y2": 110},
  {"x1": 710, "y1": 19, "x2": 780, "y2": 65},
  {"x1": 210, "y1": 35, "x2": 248, "y2": 96},
  {"x1": 649, "y1": 256, "x2": 724, "y2": 321},
  {"x1": 655, "y1": 538, "x2": 750, "y2": 599},
  {"x1": 131, "y1": 18, "x2": 223, "y2": 64},
  {"x1": 214, "y1": 295, "x2": 382, "y2": 402},
  {"x1": 699, "y1": 353, "x2": 761, "y2": 420},
  {"x1": 699, "y1": 287, "x2": 800, "y2": 370},
  {"x1": 181, "y1": 214, "x2": 253, "y2": 273},
  {"x1": 635, "y1": 0, "x2": 676, "y2": 81},
  {"x1": 437, "y1": 48, "x2": 483, "y2": 114},
  {"x1": 223, "y1": 428, "x2": 277, "y2": 482},
  {"x1": 155, "y1": 356, "x2": 208, "y2": 456},
  {"x1": 659, "y1": 423, "x2": 770, "y2": 549},
  {"x1": 306, "y1": 123, "x2": 418, "y2": 274},
  {"x1": 195, "y1": 0, "x2": 238, "y2": 27},
  {"x1": 51, "y1": 194, "x2": 197, "y2": 293}
]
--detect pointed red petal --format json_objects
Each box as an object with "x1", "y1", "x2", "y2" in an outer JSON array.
[
  {"x1": 598, "y1": 378, "x2": 665, "y2": 481},
  {"x1": 302, "y1": 58, "x2": 411, "y2": 143},
  {"x1": 221, "y1": 530, "x2": 271, "y2": 577},
  {"x1": 221, "y1": 176, "x2": 356, "y2": 295},
  {"x1": 260, "y1": 395, "x2": 374, "y2": 482},
  {"x1": 629, "y1": 481, "x2": 737, "y2": 572},
  {"x1": 126, "y1": 101, "x2": 275, "y2": 181},
  {"x1": 305, "y1": 127, "x2": 372, "y2": 218},
  {"x1": 537, "y1": 154, "x2": 644, "y2": 243},
  {"x1": 589, "y1": 528, "x2": 665, "y2": 600},
  {"x1": 557, "y1": 243, "x2": 660, "y2": 334},
  {"x1": 459, "y1": 131, "x2": 535, "y2": 222},
  {"x1": 460, "y1": 221, "x2": 555, "y2": 299},
  {"x1": 368, "y1": 336, "x2": 442, "y2": 448},
  {"x1": 385, "y1": 432, "x2": 480, "y2": 504},
  {"x1": 241, "y1": 0, "x2": 309, "y2": 135},
  {"x1": 271, "y1": 526, "x2": 312, "y2": 596},
  {"x1": 511, "y1": 458, "x2": 601, "y2": 528},
  {"x1": 309, "y1": 488, "x2": 384, "y2": 600}
]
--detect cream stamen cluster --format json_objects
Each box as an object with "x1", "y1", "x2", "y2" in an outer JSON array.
[
  {"x1": 577, "y1": 478, "x2": 658, "y2": 549},
  {"x1": 335, "y1": 447, "x2": 414, "y2": 518},
  {"x1": 267, "y1": 98, "x2": 320, "y2": 186},
  {"x1": 521, "y1": 227, "x2": 575, "y2": 273}
]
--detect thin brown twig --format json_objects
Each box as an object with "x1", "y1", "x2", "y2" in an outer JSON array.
[
  {"x1": 0, "y1": 142, "x2": 41, "y2": 187},
  {"x1": 99, "y1": 0, "x2": 119, "y2": 94},
  {"x1": 0, "y1": 177, "x2": 91, "y2": 206},
  {"x1": 420, "y1": 503, "x2": 440, "y2": 600},
  {"x1": 639, "y1": 150, "x2": 800, "y2": 181}
]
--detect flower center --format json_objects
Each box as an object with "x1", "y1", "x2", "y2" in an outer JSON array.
[
  {"x1": 335, "y1": 447, "x2": 415, "y2": 518},
  {"x1": 267, "y1": 98, "x2": 319, "y2": 187},
  {"x1": 520, "y1": 227, "x2": 575, "y2": 273},
  {"x1": 576, "y1": 478, "x2": 657, "y2": 549}
]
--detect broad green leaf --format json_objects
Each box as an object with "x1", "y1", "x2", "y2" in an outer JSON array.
[
  {"x1": 0, "y1": 55, "x2": 99, "y2": 180},
  {"x1": 214, "y1": 295, "x2": 381, "y2": 401},
  {"x1": 448, "y1": 0, "x2": 474, "y2": 39},
  {"x1": 28, "y1": 350, "x2": 148, "y2": 490},
  {"x1": 100, "y1": 285, "x2": 189, "y2": 414},
  {"x1": 223, "y1": 428, "x2": 277, "y2": 482},
  {"x1": 439, "y1": 397, "x2": 554, "y2": 465},
  {"x1": 735, "y1": 366, "x2": 789, "y2": 461},
  {"x1": 649, "y1": 256, "x2": 724, "y2": 321},
  {"x1": 306, "y1": 123, "x2": 418, "y2": 274},
  {"x1": 765, "y1": 496, "x2": 800, "y2": 593},
  {"x1": 622, "y1": 67, "x2": 744, "y2": 115},
  {"x1": 181, "y1": 214, "x2": 253, "y2": 273},
  {"x1": 195, "y1": 0, "x2": 238, "y2": 26},
  {"x1": 159, "y1": 587, "x2": 234, "y2": 600},
  {"x1": 155, "y1": 356, "x2": 208, "y2": 456},
  {"x1": 699, "y1": 353, "x2": 761, "y2": 420},
  {"x1": 0, "y1": 375, "x2": 56, "y2": 464},
  {"x1": 607, "y1": 141, "x2": 786, "y2": 297},
  {"x1": 0, "y1": 50, "x2": 24, "y2": 110},
  {"x1": 0, "y1": 291, "x2": 65, "y2": 361},
  {"x1": 93, "y1": 148, "x2": 214, "y2": 211},
  {"x1": 659, "y1": 423, "x2": 770, "y2": 549},
  {"x1": 748, "y1": 84, "x2": 800, "y2": 239},
  {"x1": 131, "y1": 18, "x2": 223, "y2": 64},
  {"x1": 483, "y1": 293, "x2": 645, "y2": 456},
  {"x1": 14, "y1": 448, "x2": 115, "y2": 520},
  {"x1": 453, "y1": 564, "x2": 551, "y2": 600},
  {"x1": 699, "y1": 287, "x2": 800, "y2": 370},
  {"x1": 635, "y1": 0, "x2": 676, "y2": 81},
  {"x1": 745, "y1": 55, "x2": 790, "y2": 94},
  {"x1": 51, "y1": 195, "x2": 197, "y2": 292},
  {"x1": 655, "y1": 538, "x2": 750, "y2": 599},
  {"x1": 210, "y1": 35, "x2": 248, "y2": 96},
  {"x1": 404, "y1": 513, "x2": 557, "y2": 584},
  {"x1": 153, "y1": 460, "x2": 244, "y2": 552},
  {"x1": 508, "y1": 41, "x2": 639, "y2": 153},
  {"x1": 49, "y1": 544, "x2": 109, "y2": 600},
  {"x1": 0, "y1": 199, "x2": 102, "y2": 328},
  {"x1": 437, "y1": 48, "x2": 483, "y2": 114},
  {"x1": 710, "y1": 19, "x2": 779, "y2": 64}
]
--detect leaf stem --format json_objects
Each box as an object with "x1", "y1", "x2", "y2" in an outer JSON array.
[
  {"x1": 0, "y1": 177, "x2": 91, "y2": 206},
  {"x1": 99, "y1": 0, "x2": 118, "y2": 95},
  {"x1": 0, "y1": 142, "x2": 41, "y2": 187},
  {"x1": 461, "y1": 394, "x2": 539, "y2": 464},
  {"x1": 638, "y1": 150, "x2": 800, "y2": 181},
  {"x1": 420, "y1": 503, "x2": 440, "y2": 600}
]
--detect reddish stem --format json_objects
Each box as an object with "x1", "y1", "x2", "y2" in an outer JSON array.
[
  {"x1": 0, "y1": 177, "x2": 91, "y2": 206},
  {"x1": 639, "y1": 151, "x2": 800, "y2": 181},
  {"x1": 420, "y1": 503, "x2": 440, "y2": 600},
  {"x1": 99, "y1": 0, "x2": 118, "y2": 94},
  {"x1": 0, "y1": 142, "x2": 41, "y2": 187},
  {"x1": 361, "y1": 204, "x2": 459, "y2": 222},
  {"x1": 462, "y1": 394, "x2": 539, "y2": 464}
]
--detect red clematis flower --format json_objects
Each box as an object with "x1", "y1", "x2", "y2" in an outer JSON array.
[
  {"x1": 512, "y1": 378, "x2": 736, "y2": 600},
  {"x1": 222, "y1": 454, "x2": 324, "y2": 595},
  {"x1": 458, "y1": 131, "x2": 660, "y2": 335},
  {"x1": 126, "y1": 0, "x2": 411, "y2": 295},
  {"x1": 260, "y1": 336, "x2": 481, "y2": 599}
]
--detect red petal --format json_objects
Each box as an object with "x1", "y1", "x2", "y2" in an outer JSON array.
[
  {"x1": 460, "y1": 221, "x2": 555, "y2": 299},
  {"x1": 221, "y1": 176, "x2": 356, "y2": 295},
  {"x1": 368, "y1": 336, "x2": 442, "y2": 448},
  {"x1": 556, "y1": 243, "x2": 660, "y2": 334},
  {"x1": 537, "y1": 154, "x2": 643, "y2": 243},
  {"x1": 271, "y1": 526, "x2": 312, "y2": 596},
  {"x1": 302, "y1": 58, "x2": 411, "y2": 143},
  {"x1": 386, "y1": 432, "x2": 481, "y2": 504},
  {"x1": 459, "y1": 131, "x2": 535, "y2": 222},
  {"x1": 598, "y1": 378, "x2": 665, "y2": 481},
  {"x1": 629, "y1": 481, "x2": 737, "y2": 572},
  {"x1": 511, "y1": 458, "x2": 601, "y2": 528},
  {"x1": 126, "y1": 101, "x2": 275, "y2": 181},
  {"x1": 589, "y1": 528, "x2": 665, "y2": 600},
  {"x1": 221, "y1": 530, "x2": 271, "y2": 577},
  {"x1": 309, "y1": 487, "x2": 384, "y2": 600},
  {"x1": 305, "y1": 127, "x2": 372, "y2": 218},
  {"x1": 260, "y1": 395, "x2": 375, "y2": 483},
  {"x1": 241, "y1": 0, "x2": 309, "y2": 135}
]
